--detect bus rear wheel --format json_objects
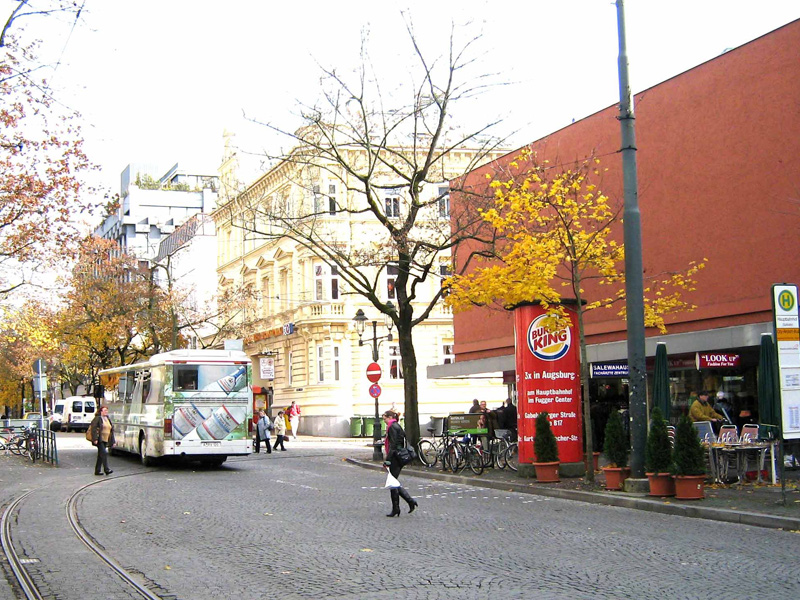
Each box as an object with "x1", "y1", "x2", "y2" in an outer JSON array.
[{"x1": 139, "y1": 437, "x2": 155, "y2": 467}]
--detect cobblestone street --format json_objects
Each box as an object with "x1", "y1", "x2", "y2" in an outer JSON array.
[{"x1": 2, "y1": 436, "x2": 799, "y2": 599}]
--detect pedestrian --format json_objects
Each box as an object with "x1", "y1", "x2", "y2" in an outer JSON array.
[
  {"x1": 287, "y1": 400, "x2": 301, "y2": 440},
  {"x1": 468, "y1": 399, "x2": 480, "y2": 413},
  {"x1": 382, "y1": 410, "x2": 418, "y2": 517},
  {"x1": 256, "y1": 410, "x2": 272, "y2": 454},
  {"x1": 273, "y1": 410, "x2": 287, "y2": 451},
  {"x1": 89, "y1": 405, "x2": 115, "y2": 475}
]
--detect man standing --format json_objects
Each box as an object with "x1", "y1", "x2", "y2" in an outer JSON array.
[
  {"x1": 89, "y1": 405, "x2": 115, "y2": 475},
  {"x1": 689, "y1": 391, "x2": 724, "y2": 432}
]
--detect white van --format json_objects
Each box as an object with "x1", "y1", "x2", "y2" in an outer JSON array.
[{"x1": 52, "y1": 396, "x2": 97, "y2": 432}]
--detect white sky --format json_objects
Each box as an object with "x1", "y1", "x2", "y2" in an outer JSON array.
[{"x1": 9, "y1": 0, "x2": 800, "y2": 203}]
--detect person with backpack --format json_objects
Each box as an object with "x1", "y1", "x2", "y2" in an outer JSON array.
[{"x1": 382, "y1": 410, "x2": 418, "y2": 517}]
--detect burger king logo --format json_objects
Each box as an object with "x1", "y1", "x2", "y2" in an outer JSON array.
[{"x1": 527, "y1": 314, "x2": 570, "y2": 361}]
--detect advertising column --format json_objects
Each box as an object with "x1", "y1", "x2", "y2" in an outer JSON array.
[{"x1": 514, "y1": 304, "x2": 583, "y2": 466}]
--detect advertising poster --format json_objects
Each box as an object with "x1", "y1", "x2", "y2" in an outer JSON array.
[{"x1": 514, "y1": 304, "x2": 583, "y2": 464}]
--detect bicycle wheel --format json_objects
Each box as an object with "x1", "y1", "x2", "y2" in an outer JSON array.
[
  {"x1": 418, "y1": 440, "x2": 438, "y2": 468},
  {"x1": 493, "y1": 438, "x2": 510, "y2": 469},
  {"x1": 467, "y1": 446, "x2": 485, "y2": 475},
  {"x1": 446, "y1": 441, "x2": 464, "y2": 473},
  {"x1": 504, "y1": 443, "x2": 519, "y2": 472},
  {"x1": 26, "y1": 437, "x2": 36, "y2": 462},
  {"x1": 9, "y1": 438, "x2": 24, "y2": 456}
]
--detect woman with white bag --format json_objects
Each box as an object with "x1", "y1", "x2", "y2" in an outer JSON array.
[{"x1": 382, "y1": 410, "x2": 418, "y2": 517}]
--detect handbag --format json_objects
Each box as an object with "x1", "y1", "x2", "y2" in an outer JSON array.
[{"x1": 395, "y1": 445, "x2": 417, "y2": 465}]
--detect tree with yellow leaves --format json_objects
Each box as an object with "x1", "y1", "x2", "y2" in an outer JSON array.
[{"x1": 446, "y1": 150, "x2": 705, "y2": 481}]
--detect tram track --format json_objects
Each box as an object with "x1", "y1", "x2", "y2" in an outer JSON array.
[{"x1": 1, "y1": 472, "x2": 164, "y2": 600}]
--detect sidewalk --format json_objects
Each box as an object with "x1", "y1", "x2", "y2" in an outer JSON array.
[{"x1": 337, "y1": 436, "x2": 800, "y2": 531}]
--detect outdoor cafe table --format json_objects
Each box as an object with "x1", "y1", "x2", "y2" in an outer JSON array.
[{"x1": 707, "y1": 441, "x2": 776, "y2": 485}]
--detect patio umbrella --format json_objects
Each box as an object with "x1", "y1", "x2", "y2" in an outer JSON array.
[
  {"x1": 652, "y1": 342, "x2": 671, "y2": 422},
  {"x1": 757, "y1": 333, "x2": 780, "y2": 437}
]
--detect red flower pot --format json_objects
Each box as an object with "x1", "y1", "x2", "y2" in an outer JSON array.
[
  {"x1": 646, "y1": 472, "x2": 676, "y2": 497},
  {"x1": 673, "y1": 475, "x2": 705, "y2": 500},
  {"x1": 602, "y1": 466, "x2": 630, "y2": 490},
  {"x1": 533, "y1": 461, "x2": 560, "y2": 482}
]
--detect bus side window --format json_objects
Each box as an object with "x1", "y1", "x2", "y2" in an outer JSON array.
[
  {"x1": 141, "y1": 370, "x2": 151, "y2": 403},
  {"x1": 175, "y1": 366, "x2": 199, "y2": 391}
]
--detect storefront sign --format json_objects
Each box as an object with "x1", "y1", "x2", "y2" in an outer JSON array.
[
  {"x1": 259, "y1": 357, "x2": 275, "y2": 380},
  {"x1": 696, "y1": 353, "x2": 740, "y2": 368},
  {"x1": 591, "y1": 362, "x2": 629, "y2": 378},
  {"x1": 773, "y1": 284, "x2": 800, "y2": 440},
  {"x1": 514, "y1": 304, "x2": 582, "y2": 465}
]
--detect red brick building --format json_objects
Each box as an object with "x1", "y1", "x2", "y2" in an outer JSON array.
[{"x1": 430, "y1": 19, "x2": 800, "y2": 431}]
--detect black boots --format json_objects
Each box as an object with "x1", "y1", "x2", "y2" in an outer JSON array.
[
  {"x1": 398, "y1": 487, "x2": 418, "y2": 514},
  {"x1": 387, "y1": 487, "x2": 417, "y2": 516},
  {"x1": 386, "y1": 488, "x2": 401, "y2": 517}
]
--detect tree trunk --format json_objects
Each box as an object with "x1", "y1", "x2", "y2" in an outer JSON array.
[{"x1": 396, "y1": 316, "x2": 420, "y2": 450}]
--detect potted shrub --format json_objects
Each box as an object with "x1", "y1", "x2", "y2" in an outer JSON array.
[
  {"x1": 533, "y1": 412, "x2": 560, "y2": 482},
  {"x1": 672, "y1": 414, "x2": 706, "y2": 499},
  {"x1": 602, "y1": 410, "x2": 630, "y2": 490},
  {"x1": 645, "y1": 407, "x2": 675, "y2": 496}
]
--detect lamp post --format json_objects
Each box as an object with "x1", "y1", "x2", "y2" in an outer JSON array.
[{"x1": 353, "y1": 302, "x2": 395, "y2": 461}]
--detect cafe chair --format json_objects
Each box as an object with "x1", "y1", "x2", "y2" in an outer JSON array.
[
  {"x1": 740, "y1": 423, "x2": 759, "y2": 443},
  {"x1": 692, "y1": 421, "x2": 716, "y2": 444},
  {"x1": 666, "y1": 426, "x2": 676, "y2": 448},
  {"x1": 718, "y1": 424, "x2": 739, "y2": 444}
]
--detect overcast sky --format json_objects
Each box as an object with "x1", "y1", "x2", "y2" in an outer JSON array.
[{"x1": 9, "y1": 0, "x2": 800, "y2": 201}]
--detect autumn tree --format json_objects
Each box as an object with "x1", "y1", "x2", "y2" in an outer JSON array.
[
  {"x1": 446, "y1": 151, "x2": 705, "y2": 481},
  {"x1": 225, "y1": 23, "x2": 505, "y2": 447},
  {"x1": 1, "y1": 1, "x2": 95, "y2": 297}
]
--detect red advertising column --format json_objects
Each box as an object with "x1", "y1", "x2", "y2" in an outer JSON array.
[{"x1": 514, "y1": 304, "x2": 583, "y2": 465}]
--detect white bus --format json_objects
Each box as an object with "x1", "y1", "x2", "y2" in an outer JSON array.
[{"x1": 98, "y1": 349, "x2": 254, "y2": 467}]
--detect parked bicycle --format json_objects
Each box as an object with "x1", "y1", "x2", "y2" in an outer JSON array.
[{"x1": 1, "y1": 426, "x2": 38, "y2": 461}]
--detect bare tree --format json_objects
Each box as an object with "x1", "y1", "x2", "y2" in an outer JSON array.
[{"x1": 225, "y1": 21, "x2": 507, "y2": 447}]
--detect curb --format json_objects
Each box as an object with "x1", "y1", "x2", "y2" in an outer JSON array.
[{"x1": 345, "y1": 458, "x2": 800, "y2": 531}]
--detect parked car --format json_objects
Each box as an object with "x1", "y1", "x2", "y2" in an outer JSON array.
[{"x1": 52, "y1": 396, "x2": 97, "y2": 432}]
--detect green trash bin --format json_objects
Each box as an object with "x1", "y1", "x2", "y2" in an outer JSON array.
[
  {"x1": 349, "y1": 416, "x2": 363, "y2": 438},
  {"x1": 362, "y1": 416, "x2": 375, "y2": 438}
]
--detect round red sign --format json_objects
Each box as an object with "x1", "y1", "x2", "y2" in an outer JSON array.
[
  {"x1": 366, "y1": 362, "x2": 382, "y2": 383},
  {"x1": 369, "y1": 383, "x2": 382, "y2": 398}
]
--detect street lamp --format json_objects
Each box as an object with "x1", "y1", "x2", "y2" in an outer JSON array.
[{"x1": 353, "y1": 302, "x2": 395, "y2": 461}]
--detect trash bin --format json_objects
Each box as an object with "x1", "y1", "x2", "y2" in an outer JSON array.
[
  {"x1": 362, "y1": 416, "x2": 375, "y2": 438},
  {"x1": 349, "y1": 416, "x2": 363, "y2": 438}
]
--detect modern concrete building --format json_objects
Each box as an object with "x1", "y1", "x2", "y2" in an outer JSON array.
[
  {"x1": 432, "y1": 20, "x2": 800, "y2": 437},
  {"x1": 95, "y1": 163, "x2": 220, "y2": 264}
]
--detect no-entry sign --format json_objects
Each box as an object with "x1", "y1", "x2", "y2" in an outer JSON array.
[
  {"x1": 369, "y1": 383, "x2": 382, "y2": 398},
  {"x1": 366, "y1": 362, "x2": 382, "y2": 383}
]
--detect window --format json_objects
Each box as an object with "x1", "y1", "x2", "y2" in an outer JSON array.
[
  {"x1": 442, "y1": 344, "x2": 454, "y2": 365},
  {"x1": 389, "y1": 345, "x2": 403, "y2": 379},
  {"x1": 439, "y1": 263, "x2": 452, "y2": 297},
  {"x1": 385, "y1": 191, "x2": 401, "y2": 218},
  {"x1": 333, "y1": 346, "x2": 340, "y2": 381},
  {"x1": 287, "y1": 351, "x2": 293, "y2": 386},
  {"x1": 317, "y1": 345, "x2": 325, "y2": 383},
  {"x1": 386, "y1": 263, "x2": 399, "y2": 299},
  {"x1": 314, "y1": 263, "x2": 340, "y2": 301},
  {"x1": 261, "y1": 277, "x2": 270, "y2": 316},
  {"x1": 437, "y1": 185, "x2": 450, "y2": 218},
  {"x1": 328, "y1": 184, "x2": 337, "y2": 215}
]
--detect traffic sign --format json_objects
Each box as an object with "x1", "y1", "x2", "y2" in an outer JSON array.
[
  {"x1": 369, "y1": 383, "x2": 382, "y2": 398},
  {"x1": 366, "y1": 362, "x2": 382, "y2": 383}
]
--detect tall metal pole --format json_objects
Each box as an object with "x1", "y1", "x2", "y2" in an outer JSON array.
[
  {"x1": 616, "y1": 0, "x2": 647, "y2": 479},
  {"x1": 371, "y1": 321, "x2": 383, "y2": 462}
]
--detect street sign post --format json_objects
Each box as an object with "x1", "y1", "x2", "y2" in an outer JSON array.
[{"x1": 366, "y1": 362, "x2": 382, "y2": 383}]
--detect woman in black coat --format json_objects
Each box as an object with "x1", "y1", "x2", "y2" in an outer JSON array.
[{"x1": 382, "y1": 410, "x2": 418, "y2": 517}]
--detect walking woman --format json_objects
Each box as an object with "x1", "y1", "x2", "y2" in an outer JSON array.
[
  {"x1": 383, "y1": 410, "x2": 418, "y2": 517},
  {"x1": 272, "y1": 410, "x2": 287, "y2": 451},
  {"x1": 89, "y1": 405, "x2": 116, "y2": 475}
]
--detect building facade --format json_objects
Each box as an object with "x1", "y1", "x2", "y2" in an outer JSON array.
[
  {"x1": 214, "y1": 147, "x2": 506, "y2": 436},
  {"x1": 432, "y1": 20, "x2": 800, "y2": 435}
]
